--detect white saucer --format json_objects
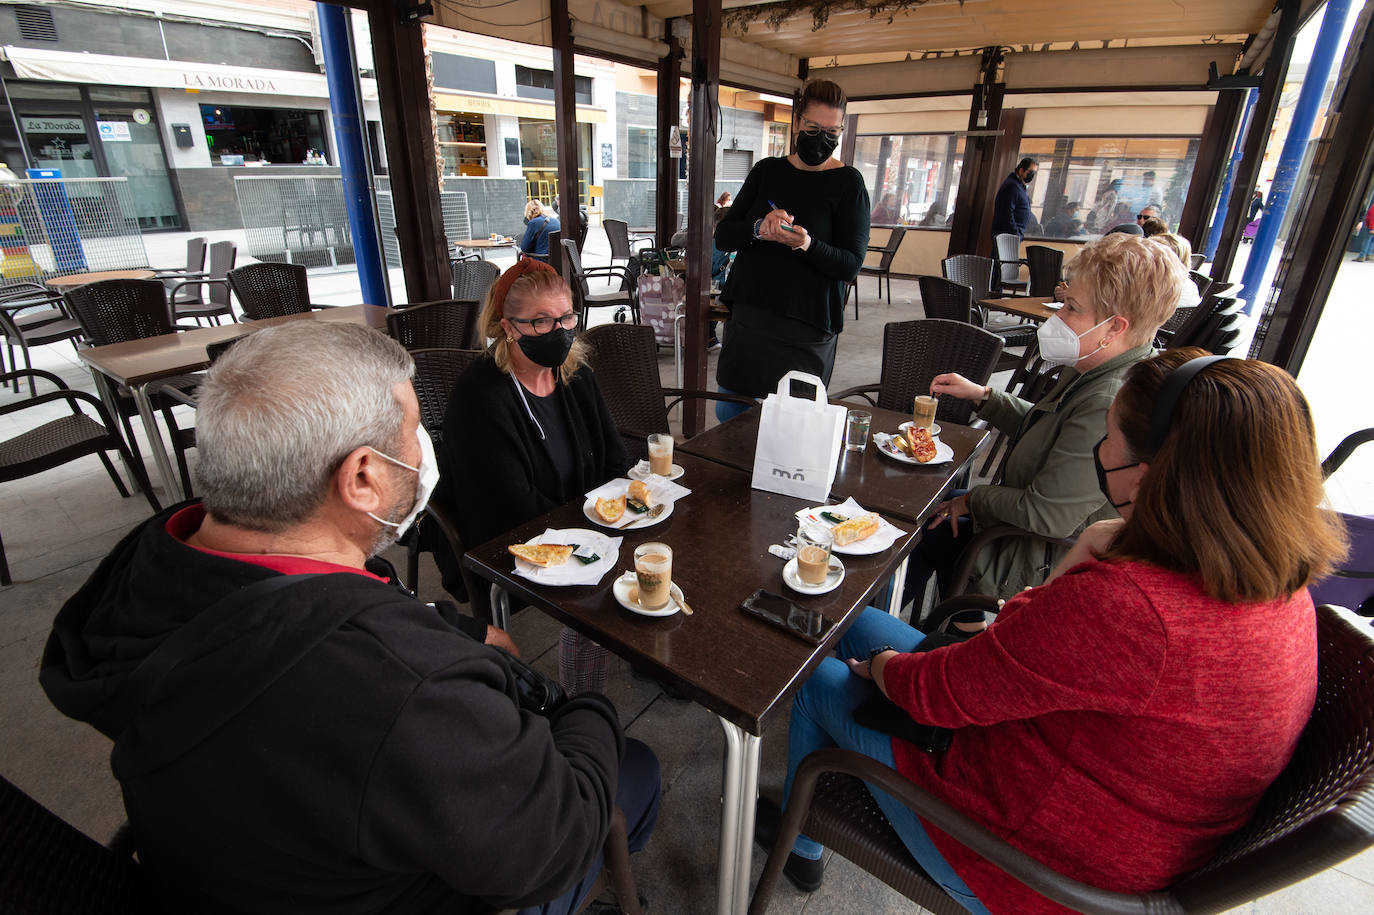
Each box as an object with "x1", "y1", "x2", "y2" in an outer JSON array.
[
  {"x1": 613, "y1": 572, "x2": 683, "y2": 617},
  {"x1": 583, "y1": 498, "x2": 675, "y2": 530},
  {"x1": 782, "y1": 555, "x2": 845, "y2": 595},
  {"x1": 898, "y1": 420, "x2": 942, "y2": 437},
  {"x1": 629, "y1": 463, "x2": 685, "y2": 482}
]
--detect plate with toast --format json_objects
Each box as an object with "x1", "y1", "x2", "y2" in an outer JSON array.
[
  {"x1": 508, "y1": 528, "x2": 620, "y2": 585},
  {"x1": 874, "y1": 426, "x2": 954, "y2": 466},
  {"x1": 794, "y1": 499, "x2": 904, "y2": 555},
  {"x1": 583, "y1": 477, "x2": 688, "y2": 530}
]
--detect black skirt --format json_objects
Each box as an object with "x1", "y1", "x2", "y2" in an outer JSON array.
[{"x1": 715, "y1": 303, "x2": 838, "y2": 398}]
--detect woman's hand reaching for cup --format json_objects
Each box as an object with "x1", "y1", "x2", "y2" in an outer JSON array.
[{"x1": 930, "y1": 373, "x2": 986, "y2": 402}]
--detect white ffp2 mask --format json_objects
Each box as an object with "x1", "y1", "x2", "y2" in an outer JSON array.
[
  {"x1": 1036, "y1": 314, "x2": 1115, "y2": 367},
  {"x1": 367, "y1": 425, "x2": 439, "y2": 536}
]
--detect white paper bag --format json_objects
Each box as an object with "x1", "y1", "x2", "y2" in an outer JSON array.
[{"x1": 751, "y1": 371, "x2": 846, "y2": 503}]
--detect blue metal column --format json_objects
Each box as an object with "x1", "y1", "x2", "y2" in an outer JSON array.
[
  {"x1": 1203, "y1": 88, "x2": 1258, "y2": 261},
  {"x1": 1238, "y1": 0, "x2": 1354, "y2": 314},
  {"x1": 317, "y1": 3, "x2": 389, "y2": 307}
]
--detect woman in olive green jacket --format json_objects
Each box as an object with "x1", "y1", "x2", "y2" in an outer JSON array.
[{"x1": 911, "y1": 234, "x2": 1187, "y2": 605}]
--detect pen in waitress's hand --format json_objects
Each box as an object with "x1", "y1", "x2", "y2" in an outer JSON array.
[{"x1": 765, "y1": 199, "x2": 797, "y2": 233}]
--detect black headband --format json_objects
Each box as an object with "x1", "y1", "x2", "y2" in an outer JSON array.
[{"x1": 1148, "y1": 355, "x2": 1237, "y2": 453}]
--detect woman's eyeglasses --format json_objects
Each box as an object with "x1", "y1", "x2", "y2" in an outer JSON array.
[
  {"x1": 798, "y1": 117, "x2": 843, "y2": 140},
  {"x1": 509, "y1": 313, "x2": 579, "y2": 334}
]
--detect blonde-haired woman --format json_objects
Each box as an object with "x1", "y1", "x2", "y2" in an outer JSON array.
[
  {"x1": 519, "y1": 199, "x2": 560, "y2": 259},
  {"x1": 430, "y1": 259, "x2": 629, "y2": 693},
  {"x1": 911, "y1": 233, "x2": 1184, "y2": 607}
]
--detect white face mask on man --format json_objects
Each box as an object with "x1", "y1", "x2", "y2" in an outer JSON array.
[
  {"x1": 1036, "y1": 314, "x2": 1116, "y2": 367},
  {"x1": 367, "y1": 425, "x2": 439, "y2": 537}
]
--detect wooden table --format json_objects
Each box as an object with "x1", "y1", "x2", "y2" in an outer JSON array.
[
  {"x1": 78, "y1": 304, "x2": 392, "y2": 496},
  {"x1": 463, "y1": 453, "x2": 920, "y2": 915},
  {"x1": 452, "y1": 238, "x2": 517, "y2": 260},
  {"x1": 45, "y1": 269, "x2": 155, "y2": 290},
  {"x1": 977, "y1": 294, "x2": 1059, "y2": 322}
]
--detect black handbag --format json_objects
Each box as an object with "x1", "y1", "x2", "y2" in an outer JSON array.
[
  {"x1": 487, "y1": 644, "x2": 566, "y2": 716},
  {"x1": 853, "y1": 628, "x2": 975, "y2": 754}
]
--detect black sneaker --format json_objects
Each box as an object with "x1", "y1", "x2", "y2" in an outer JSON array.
[{"x1": 753, "y1": 797, "x2": 825, "y2": 893}]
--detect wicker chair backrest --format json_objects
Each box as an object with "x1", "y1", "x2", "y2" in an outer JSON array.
[
  {"x1": 605, "y1": 219, "x2": 633, "y2": 260},
  {"x1": 409, "y1": 347, "x2": 485, "y2": 443},
  {"x1": 1025, "y1": 245, "x2": 1064, "y2": 297},
  {"x1": 226, "y1": 262, "x2": 311, "y2": 320},
  {"x1": 875, "y1": 319, "x2": 1003, "y2": 425},
  {"x1": 942, "y1": 255, "x2": 994, "y2": 300},
  {"x1": 583, "y1": 322, "x2": 667, "y2": 461},
  {"x1": 64, "y1": 279, "x2": 174, "y2": 345},
  {"x1": 387, "y1": 299, "x2": 481, "y2": 351},
  {"x1": 450, "y1": 259, "x2": 500, "y2": 303},
  {"x1": 916, "y1": 275, "x2": 973, "y2": 323}
]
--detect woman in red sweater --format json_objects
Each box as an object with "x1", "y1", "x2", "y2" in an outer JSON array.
[{"x1": 764, "y1": 348, "x2": 1348, "y2": 913}]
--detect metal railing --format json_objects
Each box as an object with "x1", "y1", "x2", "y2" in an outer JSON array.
[
  {"x1": 0, "y1": 177, "x2": 149, "y2": 288},
  {"x1": 233, "y1": 175, "x2": 357, "y2": 269},
  {"x1": 376, "y1": 178, "x2": 474, "y2": 270}
]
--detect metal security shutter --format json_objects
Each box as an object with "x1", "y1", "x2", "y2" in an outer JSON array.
[{"x1": 722, "y1": 149, "x2": 753, "y2": 180}]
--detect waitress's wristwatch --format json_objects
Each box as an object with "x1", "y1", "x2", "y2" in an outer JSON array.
[{"x1": 752, "y1": 218, "x2": 765, "y2": 240}]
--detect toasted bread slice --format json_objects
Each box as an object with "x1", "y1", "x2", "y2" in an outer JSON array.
[
  {"x1": 508, "y1": 542, "x2": 575, "y2": 567},
  {"x1": 627, "y1": 480, "x2": 654, "y2": 508},
  {"x1": 909, "y1": 426, "x2": 938, "y2": 463},
  {"x1": 594, "y1": 495, "x2": 627, "y2": 524},
  {"x1": 832, "y1": 512, "x2": 880, "y2": 546}
]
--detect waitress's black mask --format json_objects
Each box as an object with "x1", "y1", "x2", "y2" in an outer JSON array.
[{"x1": 795, "y1": 130, "x2": 838, "y2": 167}]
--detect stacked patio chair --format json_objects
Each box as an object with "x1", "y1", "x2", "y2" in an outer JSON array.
[
  {"x1": 749, "y1": 602, "x2": 1374, "y2": 915},
  {"x1": 1, "y1": 369, "x2": 161, "y2": 585},
  {"x1": 831, "y1": 319, "x2": 1003, "y2": 427},
  {"x1": 450, "y1": 258, "x2": 500, "y2": 304},
  {"x1": 153, "y1": 235, "x2": 206, "y2": 292},
  {"x1": 386, "y1": 299, "x2": 482, "y2": 351},
  {"x1": 167, "y1": 240, "x2": 237, "y2": 325},
  {"x1": 563, "y1": 239, "x2": 638, "y2": 325}
]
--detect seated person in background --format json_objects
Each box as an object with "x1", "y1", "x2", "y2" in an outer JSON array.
[
  {"x1": 763, "y1": 348, "x2": 1346, "y2": 911},
  {"x1": 870, "y1": 192, "x2": 901, "y2": 225},
  {"x1": 911, "y1": 233, "x2": 1182, "y2": 607},
  {"x1": 40, "y1": 322, "x2": 660, "y2": 914},
  {"x1": 1140, "y1": 216, "x2": 1169, "y2": 238},
  {"x1": 1043, "y1": 200, "x2": 1083, "y2": 237},
  {"x1": 1150, "y1": 233, "x2": 1202, "y2": 308},
  {"x1": 519, "y1": 199, "x2": 561, "y2": 259},
  {"x1": 716, "y1": 190, "x2": 733, "y2": 208},
  {"x1": 431, "y1": 259, "x2": 632, "y2": 695},
  {"x1": 1136, "y1": 203, "x2": 1162, "y2": 227}
]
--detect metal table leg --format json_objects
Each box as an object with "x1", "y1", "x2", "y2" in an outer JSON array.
[
  {"x1": 887, "y1": 555, "x2": 908, "y2": 617},
  {"x1": 717, "y1": 717, "x2": 762, "y2": 915},
  {"x1": 87, "y1": 367, "x2": 142, "y2": 493},
  {"x1": 131, "y1": 381, "x2": 179, "y2": 497}
]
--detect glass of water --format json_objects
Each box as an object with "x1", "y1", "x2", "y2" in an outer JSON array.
[{"x1": 845, "y1": 410, "x2": 872, "y2": 452}]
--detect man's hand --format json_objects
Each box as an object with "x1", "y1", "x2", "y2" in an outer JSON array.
[
  {"x1": 930, "y1": 373, "x2": 985, "y2": 402},
  {"x1": 927, "y1": 492, "x2": 971, "y2": 536},
  {"x1": 485, "y1": 625, "x2": 520, "y2": 658}
]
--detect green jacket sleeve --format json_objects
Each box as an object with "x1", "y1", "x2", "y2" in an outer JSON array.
[
  {"x1": 966, "y1": 387, "x2": 1116, "y2": 538},
  {"x1": 975, "y1": 386, "x2": 1033, "y2": 437}
]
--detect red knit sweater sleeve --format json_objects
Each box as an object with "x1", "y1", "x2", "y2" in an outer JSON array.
[{"x1": 882, "y1": 561, "x2": 1168, "y2": 726}]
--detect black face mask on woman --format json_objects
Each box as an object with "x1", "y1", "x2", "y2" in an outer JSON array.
[
  {"x1": 516, "y1": 327, "x2": 576, "y2": 368},
  {"x1": 795, "y1": 130, "x2": 838, "y2": 167}
]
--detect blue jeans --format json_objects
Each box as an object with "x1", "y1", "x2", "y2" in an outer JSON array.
[
  {"x1": 783, "y1": 607, "x2": 990, "y2": 915},
  {"x1": 715, "y1": 385, "x2": 756, "y2": 423},
  {"x1": 1360, "y1": 228, "x2": 1374, "y2": 259},
  {"x1": 520, "y1": 738, "x2": 661, "y2": 914}
]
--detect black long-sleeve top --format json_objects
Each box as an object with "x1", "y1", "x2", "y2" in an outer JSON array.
[{"x1": 714, "y1": 157, "x2": 870, "y2": 335}]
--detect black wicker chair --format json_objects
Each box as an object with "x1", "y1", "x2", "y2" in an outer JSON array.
[
  {"x1": 750, "y1": 603, "x2": 1374, "y2": 915},
  {"x1": 226, "y1": 262, "x2": 324, "y2": 320},
  {"x1": 387, "y1": 300, "x2": 482, "y2": 351},
  {"x1": 1, "y1": 288, "x2": 82, "y2": 395},
  {"x1": 849, "y1": 226, "x2": 906, "y2": 318},
  {"x1": 167, "y1": 240, "x2": 236, "y2": 325},
  {"x1": 403, "y1": 346, "x2": 486, "y2": 595},
  {"x1": 0, "y1": 775, "x2": 151, "y2": 912},
  {"x1": 831, "y1": 319, "x2": 1003, "y2": 427},
  {"x1": 1025, "y1": 245, "x2": 1064, "y2": 297},
  {"x1": 153, "y1": 235, "x2": 206, "y2": 285},
  {"x1": 1, "y1": 369, "x2": 160, "y2": 585},
  {"x1": 942, "y1": 254, "x2": 994, "y2": 301},
  {"x1": 916, "y1": 275, "x2": 974, "y2": 323},
  {"x1": 604, "y1": 218, "x2": 653, "y2": 266},
  {"x1": 63, "y1": 278, "x2": 202, "y2": 496},
  {"x1": 450, "y1": 259, "x2": 500, "y2": 304},
  {"x1": 563, "y1": 239, "x2": 638, "y2": 326},
  {"x1": 582, "y1": 323, "x2": 752, "y2": 461},
  {"x1": 1168, "y1": 296, "x2": 1244, "y2": 352}
]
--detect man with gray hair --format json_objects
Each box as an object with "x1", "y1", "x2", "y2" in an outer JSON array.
[{"x1": 40, "y1": 322, "x2": 660, "y2": 914}]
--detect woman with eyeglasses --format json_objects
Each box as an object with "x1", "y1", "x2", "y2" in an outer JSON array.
[
  {"x1": 429, "y1": 259, "x2": 631, "y2": 694},
  {"x1": 712, "y1": 79, "x2": 870, "y2": 421}
]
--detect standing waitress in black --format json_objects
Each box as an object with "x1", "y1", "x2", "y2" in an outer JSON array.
[{"x1": 713, "y1": 79, "x2": 870, "y2": 422}]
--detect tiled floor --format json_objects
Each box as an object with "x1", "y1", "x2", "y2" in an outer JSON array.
[{"x1": 2, "y1": 232, "x2": 1372, "y2": 913}]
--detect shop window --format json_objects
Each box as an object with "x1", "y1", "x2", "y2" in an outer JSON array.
[
  {"x1": 626, "y1": 126, "x2": 655, "y2": 179},
  {"x1": 1016, "y1": 136, "x2": 1201, "y2": 238},
  {"x1": 514, "y1": 66, "x2": 592, "y2": 105},
  {"x1": 431, "y1": 52, "x2": 497, "y2": 95},
  {"x1": 767, "y1": 123, "x2": 788, "y2": 159},
  {"x1": 201, "y1": 104, "x2": 327, "y2": 166},
  {"x1": 854, "y1": 134, "x2": 965, "y2": 227}
]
